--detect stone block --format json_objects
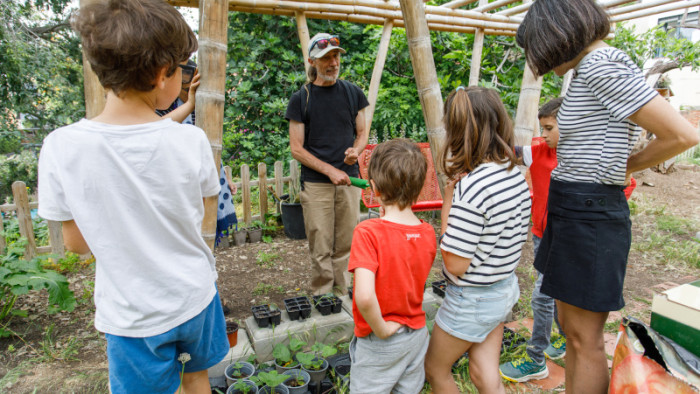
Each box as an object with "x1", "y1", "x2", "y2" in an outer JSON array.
[
  {"x1": 246, "y1": 307, "x2": 354, "y2": 363},
  {"x1": 423, "y1": 289, "x2": 443, "y2": 320}
]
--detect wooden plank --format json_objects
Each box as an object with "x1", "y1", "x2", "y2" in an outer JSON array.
[
  {"x1": 12, "y1": 181, "x2": 37, "y2": 259},
  {"x1": 468, "y1": 0, "x2": 487, "y2": 87},
  {"x1": 274, "y1": 161, "x2": 284, "y2": 213},
  {"x1": 289, "y1": 159, "x2": 300, "y2": 203},
  {"x1": 295, "y1": 12, "x2": 311, "y2": 72},
  {"x1": 241, "y1": 164, "x2": 252, "y2": 226},
  {"x1": 258, "y1": 163, "x2": 268, "y2": 223},
  {"x1": 48, "y1": 220, "x2": 65, "y2": 258}
]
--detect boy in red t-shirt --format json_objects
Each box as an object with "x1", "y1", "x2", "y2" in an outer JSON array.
[{"x1": 348, "y1": 139, "x2": 436, "y2": 393}]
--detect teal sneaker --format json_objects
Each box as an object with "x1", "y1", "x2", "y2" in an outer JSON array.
[
  {"x1": 544, "y1": 336, "x2": 566, "y2": 360},
  {"x1": 499, "y1": 354, "x2": 548, "y2": 383}
]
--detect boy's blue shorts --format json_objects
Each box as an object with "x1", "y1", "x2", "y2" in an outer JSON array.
[{"x1": 105, "y1": 291, "x2": 229, "y2": 394}]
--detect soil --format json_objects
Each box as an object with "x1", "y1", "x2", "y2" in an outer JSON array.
[{"x1": 1, "y1": 166, "x2": 699, "y2": 393}]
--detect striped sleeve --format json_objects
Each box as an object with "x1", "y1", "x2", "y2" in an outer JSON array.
[
  {"x1": 583, "y1": 53, "x2": 657, "y2": 122},
  {"x1": 441, "y1": 200, "x2": 484, "y2": 260}
]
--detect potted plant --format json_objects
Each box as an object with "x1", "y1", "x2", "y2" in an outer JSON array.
[
  {"x1": 233, "y1": 228, "x2": 248, "y2": 246},
  {"x1": 225, "y1": 361, "x2": 256, "y2": 387},
  {"x1": 296, "y1": 343, "x2": 337, "y2": 386},
  {"x1": 281, "y1": 369, "x2": 310, "y2": 394},
  {"x1": 273, "y1": 337, "x2": 306, "y2": 373},
  {"x1": 251, "y1": 370, "x2": 290, "y2": 394},
  {"x1": 280, "y1": 180, "x2": 306, "y2": 240},
  {"x1": 226, "y1": 321, "x2": 239, "y2": 348},
  {"x1": 226, "y1": 379, "x2": 258, "y2": 394},
  {"x1": 247, "y1": 220, "x2": 264, "y2": 243}
]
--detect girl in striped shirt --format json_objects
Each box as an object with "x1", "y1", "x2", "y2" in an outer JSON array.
[
  {"x1": 425, "y1": 86, "x2": 531, "y2": 394},
  {"x1": 517, "y1": 1, "x2": 699, "y2": 392}
]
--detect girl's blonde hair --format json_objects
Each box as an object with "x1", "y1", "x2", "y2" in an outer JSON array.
[{"x1": 440, "y1": 87, "x2": 516, "y2": 178}]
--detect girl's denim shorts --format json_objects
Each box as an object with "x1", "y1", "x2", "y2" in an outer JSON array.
[{"x1": 435, "y1": 273, "x2": 519, "y2": 343}]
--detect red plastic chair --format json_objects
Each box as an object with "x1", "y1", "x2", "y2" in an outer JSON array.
[{"x1": 357, "y1": 142, "x2": 443, "y2": 212}]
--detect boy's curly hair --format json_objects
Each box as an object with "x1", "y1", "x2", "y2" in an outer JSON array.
[{"x1": 72, "y1": 0, "x2": 197, "y2": 95}]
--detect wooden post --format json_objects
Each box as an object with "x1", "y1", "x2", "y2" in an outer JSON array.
[
  {"x1": 397, "y1": 0, "x2": 446, "y2": 189},
  {"x1": 12, "y1": 181, "x2": 36, "y2": 259},
  {"x1": 289, "y1": 159, "x2": 300, "y2": 202},
  {"x1": 0, "y1": 213, "x2": 5, "y2": 252},
  {"x1": 197, "y1": 0, "x2": 229, "y2": 250},
  {"x1": 366, "y1": 19, "x2": 393, "y2": 132},
  {"x1": 258, "y1": 163, "x2": 268, "y2": 222},
  {"x1": 560, "y1": 69, "x2": 573, "y2": 96},
  {"x1": 79, "y1": 0, "x2": 106, "y2": 118},
  {"x1": 295, "y1": 12, "x2": 311, "y2": 72},
  {"x1": 241, "y1": 164, "x2": 252, "y2": 226},
  {"x1": 48, "y1": 221, "x2": 65, "y2": 258},
  {"x1": 274, "y1": 161, "x2": 283, "y2": 213},
  {"x1": 468, "y1": 0, "x2": 488, "y2": 86}
]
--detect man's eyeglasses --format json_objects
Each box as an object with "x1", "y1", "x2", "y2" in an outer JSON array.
[
  {"x1": 178, "y1": 64, "x2": 196, "y2": 84},
  {"x1": 310, "y1": 36, "x2": 340, "y2": 54}
]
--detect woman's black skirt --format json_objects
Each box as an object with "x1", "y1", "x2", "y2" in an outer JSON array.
[{"x1": 534, "y1": 179, "x2": 631, "y2": 312}]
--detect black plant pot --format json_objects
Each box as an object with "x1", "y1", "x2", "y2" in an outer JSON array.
[
  {"x1": 431, "y1": 280, "x2": 446, "y2": 298},
  {"x1": 281, "y1": 202, "x2": 306, "y2": 240},
  {"x1": 287, "y1": 306, "x2": 301, "y2": 321},
  {"x1": 252, "y1": 305, "x2": 272, "y2": 328},
  {"x1": 348, "y1": 286, "x2": 353, "y2": 300},
  {"x1": 299, "y1": 304, "x2": 312, "y2": 319},
  {"x1": 269, "y1": 310, "x2": 282, "y2": 326},
  {"x1": 317, "y1": 301, "x2": 332, "y2": 316},
  {"x1": 331, "y1": 299, "x2": 342, "y2": 314}
]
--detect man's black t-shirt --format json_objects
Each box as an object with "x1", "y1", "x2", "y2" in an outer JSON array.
[{"x1": 285, "y1": 81, "x2": 369, "y2": 183}]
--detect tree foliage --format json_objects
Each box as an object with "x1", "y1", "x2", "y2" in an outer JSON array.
[{"x1": 0, "y1": 0, "x2": 84, "y2": 139}]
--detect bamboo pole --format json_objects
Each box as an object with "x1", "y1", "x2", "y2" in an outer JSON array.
[
  {"x1": 197, "y1": 0, "x2": 229, "y2": 250},
  {"x1": 440, "y1": 0, "x2": 479, "y2": 9},
  {"x1": 12, "y1": 181, "x2": 36, "y2": 259},
  {"x1": 473, "y1": 0, "x2": 520, "y2": 13},
  {"x1": 295, "y1": 12, "x2": 311, "y2": 72},
  {"x1": 496, "y1": 2, "x2": 530, "y2": 15},
  {"x1": 608, "y1": 0, "x2": 677, "y2": 16},
  {"x1": 398, "y1": 0, "x2": 446, "y2": 190},
  {"x1": 79, "y1": 0, "x2": 106, "y2": 118},
  {"x1": 512, "y1": 0, "x2": 542, "y2": 147},
  {"x1": 560, "y1": 69, "x2": 573, "y2": 97},
  {"x1": 468, "y1": 0, "x2": 488, "y2": 87},
  {"x1": 513, "y1": 63, "x2": 543, "y2": 146},
  {"x1": 366, "y1": 19, "x2": 394, "y2": 132},
  {"x1": 611, "y1": 0, "x2": 700, "y2": 22}
]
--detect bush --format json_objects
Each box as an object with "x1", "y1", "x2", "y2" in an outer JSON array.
[
  {"x1": 0, "y1": 150, "x2": 38, "y2": 202},
  {"x1": 0, "y1": 131, "x2": 22, "y2": 154}
]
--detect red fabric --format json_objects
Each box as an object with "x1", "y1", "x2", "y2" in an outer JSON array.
[
  {"x1": 623, "y1": 177, "x2": 636, "y2": 200},
  {"x1": 528, "y1": 138, "x2": 557, "y2": 238},
  {"x1": 348, "y1": 219, "x2": 436, "y2": 337}
]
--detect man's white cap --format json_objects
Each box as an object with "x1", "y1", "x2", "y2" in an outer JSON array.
[{"x1": 309, "y1": 33, "x2": 346, "y2": 59}]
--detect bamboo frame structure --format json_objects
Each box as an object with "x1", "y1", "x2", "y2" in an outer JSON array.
[{"x1": 74, "y1": 0, "x2": 696, "y2": 246}]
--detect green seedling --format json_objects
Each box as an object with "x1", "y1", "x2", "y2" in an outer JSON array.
[
  {"x1": 251, "y1": 371, "x2": 289, "y2": 393},
  {"x1": 232, "y1": 379, "x2": 255, "y2": 394},
  {"x1": 273, "y1": 337, "x2": 306, "y2": 367}
]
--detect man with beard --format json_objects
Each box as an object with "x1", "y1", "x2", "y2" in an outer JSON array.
[{"x1": 285, "y1": 32, "x2": 369, "y2": 295}]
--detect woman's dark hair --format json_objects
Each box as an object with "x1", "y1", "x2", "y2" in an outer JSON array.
[
  {"x1": 440, "y1": 87, "x2": 516, "y2": 178},
  {"x1": 368, "y1": 139, "x2": 427, "y2": 210},
  {"x1": 72, "y1": 0, "x2": 197, "y2": 95},
  {"x1": 516, "y1": 0, "x2": 610, "y2": 76}
]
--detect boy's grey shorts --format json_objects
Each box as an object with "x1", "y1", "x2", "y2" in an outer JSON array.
[{"x1": 349, "y1": 326, "x2": 429, "y2": 394}]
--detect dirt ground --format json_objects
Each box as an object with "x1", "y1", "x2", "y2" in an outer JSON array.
[{"x1": 1, "y1": 166, "x2": 698, "y2": 393}]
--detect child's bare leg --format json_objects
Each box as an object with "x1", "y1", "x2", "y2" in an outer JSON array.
[
  {"x1": 468, "y1": 323, "x2": 506, "y2": 394},
  {"x1": 175, "y1": 370, "x2": 211, "y2": 394},
  {"x1": 557, "y1": 300, "x2": 609, "y2": 394},
  {"x1": 424, "y1": 325, "x2": 472, "y2": 394}
]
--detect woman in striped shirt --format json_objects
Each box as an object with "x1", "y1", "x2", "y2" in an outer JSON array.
[{"x1": 517, "y1": 1, "x2": 699, "y2": 392}]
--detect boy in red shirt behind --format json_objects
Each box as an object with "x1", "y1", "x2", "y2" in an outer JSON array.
[{"x1": 348, "y1": 139, "x2": 436, "y2": 393}]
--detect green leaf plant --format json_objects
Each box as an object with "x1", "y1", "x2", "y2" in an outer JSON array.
[
  {"x1": 273, "y1": 337, "x2": 306, "y2": 368},
  {"x1": 0, "y1": 241, "x2": 76, "y2": 337},
  {"x1": 251, "y1": 370, "x2": 289, "y2": 392}
]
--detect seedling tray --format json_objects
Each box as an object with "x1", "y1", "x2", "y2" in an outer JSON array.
[
  {"x1": 283, "y1": 296, "x2": 312, "y2": 321},
  {"x1": 431, "y1": 280, "x2": 446, "y2": 298}
]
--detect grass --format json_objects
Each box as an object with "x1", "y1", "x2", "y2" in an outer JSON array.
[
  {"x1": 36, "y1": 323, "x2": 81, "y2": 362},
  {"x1": 252, "y1": 283, "x2": 285, "y2": 296},
  {"x1": 256, "y1": 251, "x2": 279, "y2": 268}
]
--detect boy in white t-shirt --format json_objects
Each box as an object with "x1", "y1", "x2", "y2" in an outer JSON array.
[{"x1": 37, "y1": 0, "x2": 228, "y2": 392}]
